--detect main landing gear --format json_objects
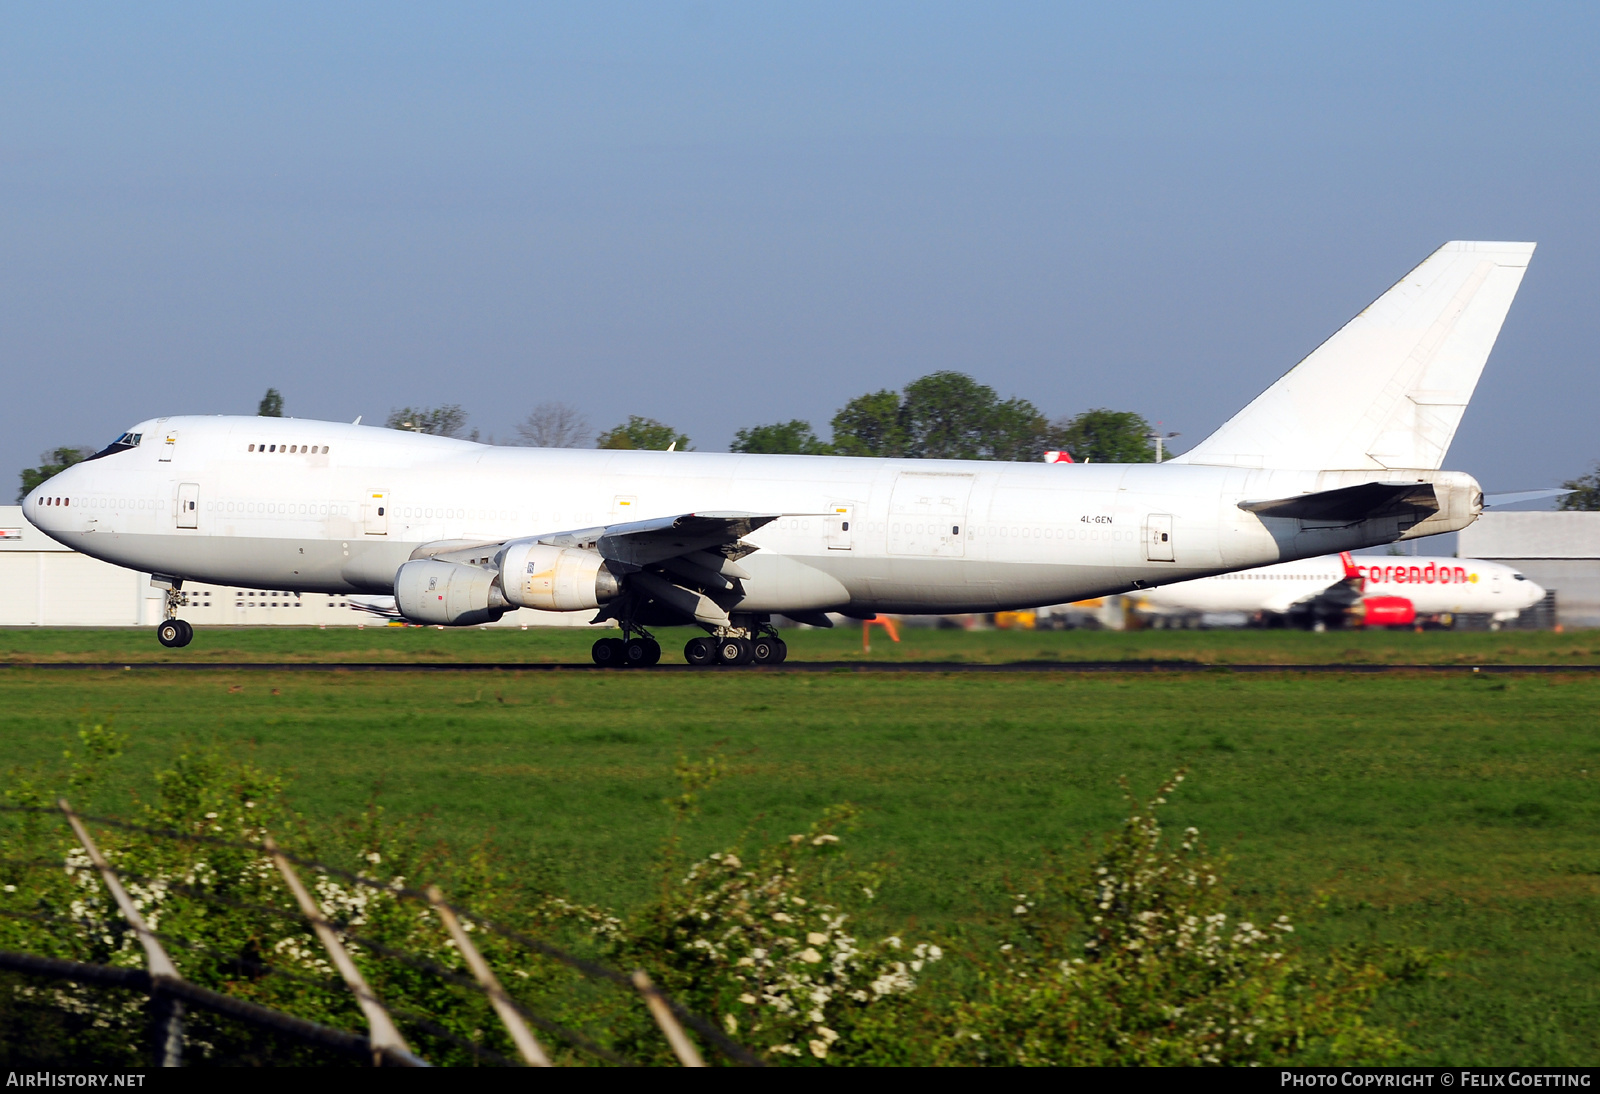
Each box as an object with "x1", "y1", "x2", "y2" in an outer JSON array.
[
  {"x1": 682, "y1": 630, "x2": 787, "y2": 668},
  {"x1": 155, "y1": 585, "x2": 193, "y2": 648},
  {"x1": 591, "y1": 630, "x2": 662, "y2": 668},
  {"x1": 589, "y1": 617, "x2": 787, "y2": 668}
]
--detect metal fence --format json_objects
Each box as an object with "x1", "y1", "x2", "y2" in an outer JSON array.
[{"x1": 0, "y1": 802, "x2": 764, "y2": 1067}]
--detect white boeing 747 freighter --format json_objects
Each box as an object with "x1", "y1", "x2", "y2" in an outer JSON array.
[{"x1": 26, "y1": 242, "x2": 1535, "y2": 666}]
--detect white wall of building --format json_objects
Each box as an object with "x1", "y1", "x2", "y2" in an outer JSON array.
[
  {"x1": 0, "y1": 506, "x2": 602, "y2": 628},
  {"x1": 1459, "y1": 511, "x2": 1600, "y2": 627}
]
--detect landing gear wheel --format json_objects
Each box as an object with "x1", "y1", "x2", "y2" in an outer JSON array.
[
  {"x1": 624, "y1": 637, "x2": 661, "y2": 667},
  {"x1": 592, "y1": 637, "x2": 627, "y2": 667},
  {"x1": 717, "y1": 637, "x2": 754, "y2": 666},
  {"x1": 684, "y1": 637, "x2": 717, "y2": 666},
  {"x1": 157, "y1": 619, "x2": 193, "y2": 648},
  {"x1": 751, "y1": 636, "x2": 786, "y2": 664}
]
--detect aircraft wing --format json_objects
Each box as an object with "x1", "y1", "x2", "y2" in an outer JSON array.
[
  {"x1": 1239, "y1": 481, "x2": 1438, "y2": 523},
  {"x1": 590, "y1": 511, "x2": 779, "y2": 570},
  {"x1": 414, "y1": 511, "x2": 785, "y2": 628}
]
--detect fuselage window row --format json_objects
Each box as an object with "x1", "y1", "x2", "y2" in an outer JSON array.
[{"x1": 247, "y1": 444, "x2": 330, "y2": 454}]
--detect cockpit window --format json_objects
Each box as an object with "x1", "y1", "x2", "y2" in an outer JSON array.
[
  {"x1": 83, "y1": 431, "x2": 143, "y2": 462},
  {"x1": 1513, "y1": 573, "x2": 1526, "y2": 581}
]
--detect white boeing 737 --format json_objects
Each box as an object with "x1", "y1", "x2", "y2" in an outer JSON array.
[
  {"x1": 1133, "y1": 551, "x2": 1545, "y2": 628},
  {"x1": 25, "y1": 241, "x2": 1535, "y2": 666}
]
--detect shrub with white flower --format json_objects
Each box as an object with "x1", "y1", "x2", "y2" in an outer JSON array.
[
  {"x1": 591, "y1": 804, "x2": 941, "y2": 1064},
  {"x1": 939, "y1": 771, "x2": 1403, "y2": 1066}
]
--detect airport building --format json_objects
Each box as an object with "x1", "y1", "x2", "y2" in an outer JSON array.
[
  {"x1": 0, "y1": 506, "x2": 598, "y2": 629},
  {"x1": 1459, "y1": 511, "x2": 1600, "y2": 628}
]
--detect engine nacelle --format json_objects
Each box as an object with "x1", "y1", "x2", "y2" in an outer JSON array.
[
  {"x1": 394, "y1": 559, "x2": 508, "y2": 626},
  {"x1": 1361, "y1": 596, "x2": 1416, "y2": 627},
  {"x1": 500, "y1": 541, "x2": 621, "y2": 611}
]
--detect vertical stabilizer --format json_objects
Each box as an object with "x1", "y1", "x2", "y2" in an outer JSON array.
[{"x1": 1171, "y1": 241, "x2": 1535, "y2": 471}]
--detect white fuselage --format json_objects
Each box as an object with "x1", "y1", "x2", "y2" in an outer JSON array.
[
  {"x1": 25, "y1": 416, "x2": 1483, "y2": 618},
  {"x1": 1136, "y1": 554, "x2": 1545, "y2": 620}
]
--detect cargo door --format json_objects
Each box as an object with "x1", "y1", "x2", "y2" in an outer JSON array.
[
  {"x1": 1144, "y1": 513, "x2": 1174, "y2": 562},
  {"x1": 176, "y1": 483, "x2": 199, "y2": 529},
  {"x1": 826, "y1": 502, "x2": 854, "y2": 550},
  {"x1": 888, "y1": 473, "x2": 972, "y2": 557},
  {"x1": 364, "y1": 489, "x2": 389, "y2": 535}
]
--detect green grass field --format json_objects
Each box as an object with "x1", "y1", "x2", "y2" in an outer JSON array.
[
  {"x1": 1, "y1": 626, "x2": 1597, "y2": 1063},
  {"x1": 4, "y1": 622, "x2": 1600, "y2": 665}
]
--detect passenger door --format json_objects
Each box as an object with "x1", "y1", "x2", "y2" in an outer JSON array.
[
  {"x1": 364, "y1": 489, "x2": 389, "y2": 535},
  {"x1": 826, "y1": 502, "x2": 854, "y2": 550},
  {"x1": 176, "y1": 483, "x2": 199, "y2": 529},
  {"x1": 1144, "y1": 513, "x2": 1175, "y2": 562}
]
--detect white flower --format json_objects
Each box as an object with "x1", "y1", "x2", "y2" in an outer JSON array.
[
  {"x1": 798, "y1": 947, "x2": 823, "y2": 963},
  {"x1": 809, "y1": 1039, "x2": 828, "y2": 1059},
  {"x1": 772, "y1": 912, "x2": 793, "y2": 923},
  {"x1": 736, "y1": 956, "x2": 755, "y2": 967},
  {"x1": 1013, "y1": 904, "x2": 1028, "y2": 915},
  {"x1": 739, "y1": 993, "x2": 756, "y2": 1004},
  {"x1": 366, "y1": 852, "x2": 382, "y2": 865},
  {"x1": 723, "y1": 1014, "x2": 738, "y2": 1034},
  {"x1": 807, "y1": 932, "x2": 828, "y2": 945},
  {"x1": 817, "y1": 1026, "x2": 839, "y2": 1044}
]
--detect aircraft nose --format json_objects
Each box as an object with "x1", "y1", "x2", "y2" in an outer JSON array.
[
  {"x1": 24, "y1": 469, "x2": 80, "y2": 532},
  {"x1": 1525, "y1": 579, "x2": 1547, "y2": 607}
]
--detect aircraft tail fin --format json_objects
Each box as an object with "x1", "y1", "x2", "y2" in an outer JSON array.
[{"x1": 1170, "y1": 241, "x2": 1535, "y2": 471}]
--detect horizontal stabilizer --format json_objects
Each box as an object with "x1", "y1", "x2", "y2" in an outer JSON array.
[
  {"x1": 1483, "y1": 489, "x2": 1572, "y2": 508},
  {"x1": 1240, "y1": 481, "x2": 1438, "y2": 523},
  {"x1": 1173, "y1": 241, "x2": 1535, "y2": 471}
]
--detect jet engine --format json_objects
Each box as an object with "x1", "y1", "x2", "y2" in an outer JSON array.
[
  {"x1": 1360, "y1": 596, "x2": 1415, "y2": 627},
  {"x1": 394, "y1": 559, "x2": 509, "y2": 626},
  {"x1": 500, "y1": 541, "x2": 621, "y2": 611}
]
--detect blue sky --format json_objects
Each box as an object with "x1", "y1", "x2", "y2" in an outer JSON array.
[{"x1": 3, "y1": 3, "x2": 1596, "y2": 494}]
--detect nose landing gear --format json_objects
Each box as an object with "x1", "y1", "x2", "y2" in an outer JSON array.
[
  {"x1": 155, "y1": 583, "x2": 193, "y2": 648},
  {"x1": 157, "y1": 618, "x2": 193, "y2": 648}
]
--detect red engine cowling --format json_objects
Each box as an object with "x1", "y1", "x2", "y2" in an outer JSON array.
[{"x1": 1362, "y1": 596, "x2": 1416, "y2": 627}]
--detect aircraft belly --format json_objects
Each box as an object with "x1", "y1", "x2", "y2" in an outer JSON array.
[
  {"x1": 818, "y1": 556, "x2": 1125, "y2": 614},
  {"x1": 63, "y1": 531, "x2": 415, "y2": 594}
]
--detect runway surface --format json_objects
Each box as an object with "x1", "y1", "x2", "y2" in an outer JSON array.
[{"x1": 4, "y1": 661, "x2": 1600, "y2": 674}]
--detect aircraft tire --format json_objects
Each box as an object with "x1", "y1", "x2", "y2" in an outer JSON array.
[
  {"x1": 772, "y1": 638, "x2": 788, "y2": 664},
  {"x1": 592, "y1": 637, "x2": 627, "y2": 667},
  {"x1": 683, "y1": 637, "x2": 717, "y2": 666},
  {"x1": 624, "y1": 637, "x2": 661, "y2": 667},
  {"x1": 750, "y1": 637, "x2": 781, "y2": 664},
  {"x1": 157, "y1": 619, "x2": 192, "y2": 648},
  {"x1": 717, "y1": 637, "x2": 754, "y2": 666}
]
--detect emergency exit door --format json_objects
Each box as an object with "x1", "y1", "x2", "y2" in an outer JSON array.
[{"x1": 1144, "y1": 513, "x2": 1174, "y2": 562}]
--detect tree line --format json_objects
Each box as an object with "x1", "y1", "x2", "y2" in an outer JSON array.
[{"x1": 384, "y1": 371, "x2": 1165, "y2": 464}]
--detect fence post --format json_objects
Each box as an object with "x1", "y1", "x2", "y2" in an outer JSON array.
[
  {"x1": 58, "y1": 798, "x2": 185, "y2": 1067},
  {"x1": 263, "y1": 835, "x2": 425, "y2": 1067},
  {"x1": 425, "y1": 885, "x2": 552, "y2": 1067},
  {"x1": 631, "y1": 970, "x2": 705, "y2": 1067}
]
